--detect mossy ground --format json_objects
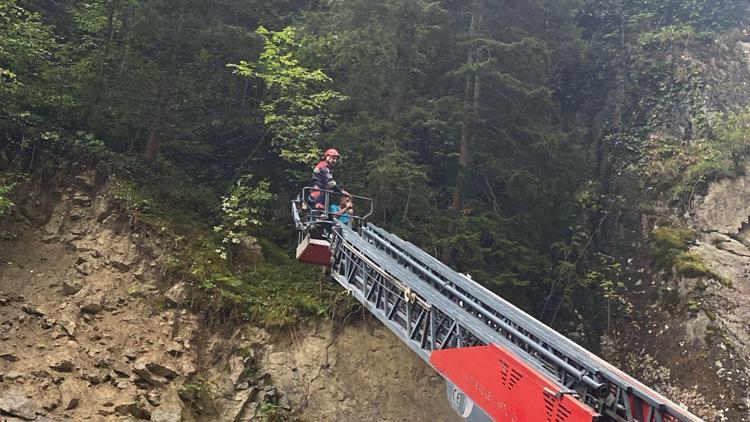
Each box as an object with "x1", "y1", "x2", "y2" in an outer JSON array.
[
  {"x1": 104, "y1": 168, "x2": 354, "y2": 328},
  {"x1": 651, "y1": 226, "x2": 719, "y2": 279}
]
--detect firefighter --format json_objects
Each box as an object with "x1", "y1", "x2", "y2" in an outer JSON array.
[{"x1": 308, "y1": 148, "x2": 348, "y2": 210}]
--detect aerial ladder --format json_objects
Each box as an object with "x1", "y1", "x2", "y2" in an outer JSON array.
[{"x1": 292, "y1": 189, "x2": 703, "y2": 422}]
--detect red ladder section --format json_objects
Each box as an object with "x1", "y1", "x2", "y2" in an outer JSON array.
[{"x1": 430, "y1": 344, "x2": 600, "y2": 422}]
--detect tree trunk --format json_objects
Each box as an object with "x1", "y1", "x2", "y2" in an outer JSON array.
[
  {"x1": 443, "y1": 0, "x2": 485, "y2": 264},
  {"x1": 144, "y1": 99, "x2": 166, "y2": 163},
  {"x1": 451, "y1": 0, "x2": 485, "y2": 212}
]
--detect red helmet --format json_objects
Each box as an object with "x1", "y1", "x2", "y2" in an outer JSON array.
[{"x1": 324, "y1": 148, "x2": 340, "y2": 158}]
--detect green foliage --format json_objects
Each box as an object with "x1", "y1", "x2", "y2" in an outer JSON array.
[
  {"x1": 162, "y1": 226, "x2": 344, "y2": 328},
  {"x1": 687, "y1": 299, "x2": 702, "y2": 313},
  {"x1": 709, "y1": 106, "x2": 750, "y2": 162},
  {"x1": 1, "y1": 0, "x2": 745, "y2": 343},
  {"x1": 214, "y1": 175, "x2": 276, "y2": 257},
  {"x1": 674, "y1": 251, "x2": 717, "y2": 278},
  {"x1": 651, "y1": 226, "x2": 696, "y2": 253},
  {"x1": 638, "y1": 107, "x2": 750, "y2": 206},
  {"x1": 228, "y1": 26, "x2": 346, "y2": 164},
  {"x1": 178, "y1": 381, "x2": 215, "y2": 415},
  {"x1": 0, "y1": 183, "x2": 14, "y2": 216},
  {"x1": 368, "y1": 149, "x2": 431, "y2": 223},
  {"x1": 651, "y1": 226, "x2": 718, "y2": 278},
  {"x1": 0, "y1": 0, "x2": 58, "y2": 128}
]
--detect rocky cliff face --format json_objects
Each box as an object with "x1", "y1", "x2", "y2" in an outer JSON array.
[
  {"x1": 597, "y1": 29, "x2": 750, "y2": 422},
  {"x1": 689, "y1": 166, "x2": 750, "y2": 419},
  {"x1": 0, "y1": 170, "x2": 451, "y2": 421}
]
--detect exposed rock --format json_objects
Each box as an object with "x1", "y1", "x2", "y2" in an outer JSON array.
[
  {"x1": 61, "y1": 280, "x2": 83, "y2": 296},
  {"x1": 99, "y1": 407, "x2": 116, "y2": 417},
  {"x1": 133, "y1": 362, "x2": 168, "y2": 386},
  {"x1": 164, "y1": 283, "x2": 187, "y2": 307},
  {"x1": 219, "y1": 386, "x2": 258, "y2": 422},
  {"x1": 79, "y1": 295, "x2": 103, "y2": 314},
  {"x1": 74, "y1": 262, "x2": 90, "y2": 276},
  {"x1": 64, "y1": 397, "x2": 79, "y2": 411},
  {"x1": 0, "y1": 352, "x2": 19, "y2": 362},
  {"x1": 109, "y1": 258, "x2": 131, "y2": 272},
  {"x1": 85, "y1": 370, "x2": 106, "y2": 385},
  {"x1": 262, "y1": 385, "x2": 279, "y2": 402},
  {"x1": 72, "y1": 195, "x2": 91, "y2": 207},
  {"x1": 278, "y1": 395, "x2": 291, "y2": 411},
  {"x1": 146, "y1": 362, "x2": 179, "y2": 380},
  {"x1": 693, "y1": 163, "x2": 750, "y2": 234},
  {"x1": 115, "y1": 401, "x2": 151, "y2": 420},
  {"x1": 36, "y1": 417, "x2": 63, "y2": 422},
  {"x1": 123, "y1": 349, "x2": 138, "y2": 361},
  {"x1": 113, "y1": 363, "x2": 131, "y2": 378},
  {"x1": 0, "y1": 389, "x2": 38, "y2": 420},
  {"x1": 31, "y1": 370, "x2": 50, "y2": 379},
  {"x1": 69, "y1": 210, "x2": 83, "y2": 221},
  {"x1": 49, "y1": 360, "x2": 75, "y2": 372},
  {"x1": 41, "y1": 390, "x2": 61, "y2": 411},
  {"x1": 58, "y1": 316, "x2": 77, "y2": 338},
  {"x1": 5, "y1": 370, "x2": 23, "y2": 380},
  {"x1": 74, "y1": 172, "x2": 96, "y2": 191},
  {"x1": 146, "y1": 391, "x2": 162, "y2": 407},
  {"x1": 232, "y1": 235, "x2": 264, "y2": 266},
  {"x1": 165, "y1": 341, "x2": 183, "y2": 357},
  {"x1": 713, "y1": 234, "x2": 750, "y2": 257},
  {"x1": 40, "y1": 317, "x2": 56, "y2": 329},
  {"x1": 21, "y1": 305, "x2": 46, "y2": 317},
  {"x1": 180, "y1": 361, "x2": 197, "y2": 379},
  {"x1": 94, "y1": 199, "x2": 113, "y2": 222},
  {"x1": 150, "y1": 389, "x2": 184, "y2": 422},
  {"x1": 19, "y1": 199, "x2": 52, "y2": 226}
]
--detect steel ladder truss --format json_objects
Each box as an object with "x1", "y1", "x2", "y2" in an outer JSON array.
[
  {"x1": 328, "y1": 223, "x2": 703, "y2": 422},
  {"x1": 329, "y1": 225, "x2": 574, "y2": 421}
]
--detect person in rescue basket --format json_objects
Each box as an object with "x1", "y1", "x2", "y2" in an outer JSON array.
[
  {"x1": 308, "y1": 148, "x2": 348, "y2": 210},
  {"x1": 330, "y1": 193, "x2": 354, "y2": 226}
]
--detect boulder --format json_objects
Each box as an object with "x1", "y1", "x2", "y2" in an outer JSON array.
[
  {"x1": 74, "y1": 172, "x2": 96, "y2": 191},
  {"x1": 79, "y1": 295, "x2": 103, "y2": 314},
  {"x1": 72, "y1": 195, "x2": 91, "y2": 207},
  {"x1": 164, "y1": 283, "x2": 187, "y2": 307},
  {"x1": 64, "y1": 397, "x2": 79, "y2": 411},
  {"x1": 74, "y1": 262, "x2": 91, "y2": 276},
  {"x1": 108, "y1": 258, "x2": 131, "y2": 272},
  {"x1": 50, "y1": 360, "x2": 75, "y2": 372},
  {"x1": 58, "y1": 316, "x2": 77, "y2": 338},
  {"x1": 113, "y1": 363, "x2": 131, "y2": 378},
  {"x1": 21, "y1": 305, "x2": 45, "y2": 317},
  {"x1": 151, "y1": 390, "x2": 184, "y2": 422},
  {"x1": 165, "y1": 341, "x2": 183, "y2": 357},
  {"x1": 133, "y1": 362, "x2": 167, "y2": 387},
  {"x1": 115, "y1": 401, "x2": 151, "y2": 420},
  {"x1": 62, "y1": 280, "x2": 83, "y2": 296},
  {"x1": 146, "y1": 362, "x2": 179, "y2": 380},
  {"x1": 0, "y1": 389, "x2": 38, "y2": 420},
  {"x1": 0, "y1": 352, "x2": 19, "y2": 362},
  {"x1": 146, "y1": 390, "x2": 162, "y2": 407},
  {"x1": 232, "y1": 235, "x2": 264, "y2": 266}
]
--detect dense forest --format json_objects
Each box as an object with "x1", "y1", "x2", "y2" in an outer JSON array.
[{"x1": 1, "y1": 0, "x2": 748, "y2": 336}]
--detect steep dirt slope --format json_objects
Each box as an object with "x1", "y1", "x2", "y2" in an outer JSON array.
[
  {"x1": 259, "y1": 319, "x2": 454, "y2": 421},
  {"x1": 0, "y1": 174, "x2": 202, "y2": 421},
  {"x1": 0, "y1": 172, "x2": 455, "y2": 421}
]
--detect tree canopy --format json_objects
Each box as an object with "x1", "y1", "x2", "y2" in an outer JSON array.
[{"x1": 1, "y1": 0, "x2": 746, "y2": 331}]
